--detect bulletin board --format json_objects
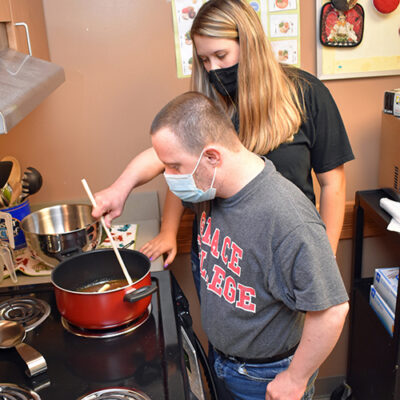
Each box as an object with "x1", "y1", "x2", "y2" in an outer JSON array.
[
  {"x1": 172, "y1": 0, "x2": 301, "y2": 78},
  {"x1": 316, "y1": 0, "x2": 400, "y2": 80}
]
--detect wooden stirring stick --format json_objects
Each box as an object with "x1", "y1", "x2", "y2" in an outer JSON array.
[{"x1": 81, "y1": 179, "x2": 133, "y2": 285}]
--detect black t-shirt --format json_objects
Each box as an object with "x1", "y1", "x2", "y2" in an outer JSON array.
[{"x1": 264, "y1": 69, "x2": 354, "y2": 203}]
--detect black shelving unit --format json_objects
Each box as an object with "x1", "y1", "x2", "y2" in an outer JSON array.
[{"x1": 347, "y1": 189, "x2": 400, "y2": 399}]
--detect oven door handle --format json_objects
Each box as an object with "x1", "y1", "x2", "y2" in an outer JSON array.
[{"x1": 192, "y1": 331, "x2": 220, "y2": 400}]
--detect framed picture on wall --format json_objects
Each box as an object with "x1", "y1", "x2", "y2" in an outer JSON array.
[{"x1": 316, "y1": 0, "x2": 400, "y2": 80}]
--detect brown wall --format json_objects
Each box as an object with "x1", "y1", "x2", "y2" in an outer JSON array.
[
  {"x1": 1, "y1": 0, "x2": 190, "y2": 203},
  {"x1": 1, "y1": 0, "x2": 399, "y2": 380}
]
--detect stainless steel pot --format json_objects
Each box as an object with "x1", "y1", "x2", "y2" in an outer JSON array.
[{"x1": 21, "y1": 204, "x2": 101, "y2": 267}]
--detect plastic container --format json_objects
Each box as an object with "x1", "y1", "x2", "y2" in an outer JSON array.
[{"x1": 0, "y1": 199, "x2": 31, "y2": 249}]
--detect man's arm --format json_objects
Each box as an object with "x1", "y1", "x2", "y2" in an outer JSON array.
[{"x1": 265, "y1": 301, "x2": 349, "y2": 400}]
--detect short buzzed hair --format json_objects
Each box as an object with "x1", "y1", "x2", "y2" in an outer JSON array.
[{"x1": 150, "y1": 92, "x2": 240, "y2": 154}]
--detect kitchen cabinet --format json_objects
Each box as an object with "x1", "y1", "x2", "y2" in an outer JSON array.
[
  {"x1": 0, "y1": 0, "x2": 64, "y2": 134},
  {"x1": 0, "y1": 0, "x2": 50, "y2": 60},
  {"x1": 347, "y1": 189, "x2": 400, "y2": 399}
]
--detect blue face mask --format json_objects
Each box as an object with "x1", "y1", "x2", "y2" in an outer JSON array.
[{"x1": 164, "y1": 149, "x2": 217, "y2": 203}]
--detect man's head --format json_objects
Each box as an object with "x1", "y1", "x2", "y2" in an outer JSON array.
[
  {"x1": 151, "y1": 91, "x2": 264, "y2": 200},
  {"x1": 150, "y1": 92, "x2": 242, "y2": 202},
  {"x1": 150, "y1": 91, "x2": 239, "y2": 156},
  {"x1": 150, "y1": 92, "x2": 245, "y2": 201}
]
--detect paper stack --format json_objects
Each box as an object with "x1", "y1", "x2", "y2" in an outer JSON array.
[{"x1": 370, "y1": 267, "x2": 399, "y2": 337}]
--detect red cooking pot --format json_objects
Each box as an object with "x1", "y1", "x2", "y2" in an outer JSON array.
[{"x1": 51, "y1": 249, "x2": 157, "y2": 329}]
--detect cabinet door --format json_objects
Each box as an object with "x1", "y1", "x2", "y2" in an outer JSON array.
[
  {"x1": 0, "y1": 1, "x2": 11, "y2": 51},
  {"x1": 0, "y1": 0, "x2": 11, "y2": 22},
  {"x1": 6, "y1": 0, "x2": 50, "y2": 60}
]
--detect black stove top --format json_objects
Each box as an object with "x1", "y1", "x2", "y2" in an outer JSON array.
[{"x1": 0, "y1": 271, "x2": 191, "y2": 400}]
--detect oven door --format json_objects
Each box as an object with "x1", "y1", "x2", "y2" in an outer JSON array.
[
  {"x1": 180, "y1": 325, "x2": 206, "y2": 400},
  {"x1": 172, "y1": 273, "x2": 219, "y2": 400}
]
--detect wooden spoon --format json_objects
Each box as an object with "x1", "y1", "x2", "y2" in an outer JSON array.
[{"x1": 81, "y1": 179, "x2": 133, "y2": 285}]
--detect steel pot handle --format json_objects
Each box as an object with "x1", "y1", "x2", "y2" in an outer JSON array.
[
  {"x1": 123, "y1": 282, "x2": 158, "y2": 303},
  {"x1": 54, "y1": 247, "x2": 82, "y2": 262}
]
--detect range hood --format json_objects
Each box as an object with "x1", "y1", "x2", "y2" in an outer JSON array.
[{"x1": 0, "y1": 47, "x2": 65, "y2": 134}]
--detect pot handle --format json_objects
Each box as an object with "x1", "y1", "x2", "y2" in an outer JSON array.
[{"x1": 123, "y1": 282, "x2": 158, "y2": 303}]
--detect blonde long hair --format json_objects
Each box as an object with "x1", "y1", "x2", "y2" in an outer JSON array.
[{"x1": 190, "y1": 0, "x2": 306, "y2": 155}]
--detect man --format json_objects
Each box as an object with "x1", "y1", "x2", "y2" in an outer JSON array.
[{"x1": 150, "y1": 92, "x2": 349, "y2": 400}]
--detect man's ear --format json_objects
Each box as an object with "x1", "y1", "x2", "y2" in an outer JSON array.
[{"x1": 203, "y1": 146, "x2": 221, "y2": 167}]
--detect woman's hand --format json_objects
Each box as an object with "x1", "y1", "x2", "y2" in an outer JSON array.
[
  {"x1": 92, "y1": 184, "x2": 129, "y2": 228},
  {"x1": 140, "y1": 190, "x2": 185, "y2": 267},
  {"x1": 140, "y1": 230, "x2": 178, "y2": 267},
  {"x1": 91, "y1": 147, "x2": 165, "y2": 227}
]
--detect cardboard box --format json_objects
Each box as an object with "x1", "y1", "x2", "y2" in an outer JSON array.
[
  {"x1": 370, "y1": 285, "x2": 395, "y2": 337},
  {"x1": 379, "y1": 113, "x2": 400, "y2": 201},
  {"x1": 373, "y1": 267, "x2": 399, "y2": 313}
]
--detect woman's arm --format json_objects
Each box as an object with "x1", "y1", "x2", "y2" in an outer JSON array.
[
  {"x1": 316, "y1": 164, "x2": 346, "y2": 255},
  {"x1": 140, "y1": 190, "x2": 185, "y2": 267},
  {"x1": 92, "y1": 147, "x2": 164, "y2": 226},
  {"x1": 265, "y1": 301, "x2": 349, "y2": 400}
]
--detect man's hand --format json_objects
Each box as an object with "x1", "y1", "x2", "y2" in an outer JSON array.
[
  {"x1": 265, "y1": 369, "x2": 307, "y2": 400},
  {"x1": 139, "y1": 231, "x2": 177, "y2": 267},
  {"x1": 265, "y1": 302, "x2": 349, "y2": 400}
]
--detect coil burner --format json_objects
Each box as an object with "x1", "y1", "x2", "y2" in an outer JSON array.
[
  {"x1": 78, "y1": 387, "x2": 151, "y2": 400},
  {"x1": 61, "y1": 306, "x2": 151, "y2": 339},
  {"x1": 0, "y1": 383, "x2": 41, "y2": 400},
  {"x1": 0, "y1": 297, "x2": 50, "y2": 331}
]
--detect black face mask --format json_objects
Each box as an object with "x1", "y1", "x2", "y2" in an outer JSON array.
[{"x1": 208, "y1": 63, "x2": 238, "y2": 98}]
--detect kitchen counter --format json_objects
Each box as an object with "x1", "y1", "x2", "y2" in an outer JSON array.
[{"x1": 0, "y1": 191, "x2": 163, "y2": 287}]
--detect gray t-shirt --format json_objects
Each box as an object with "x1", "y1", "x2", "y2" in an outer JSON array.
[{"x1": 189, "y1": 159, "x2": 348, "y2": 359}]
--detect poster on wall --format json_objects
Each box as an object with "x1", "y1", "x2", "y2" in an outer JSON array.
[
  {"x1": 171, "y1": 0, "x2": 301, "y2": 78},
  {"x1": 316, "y1": 0, "x2": 400, "y2": 80}
]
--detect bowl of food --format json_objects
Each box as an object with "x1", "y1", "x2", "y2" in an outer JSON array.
[{"x1": 21, "y1": 204, "x2": 101, "y2": 267}]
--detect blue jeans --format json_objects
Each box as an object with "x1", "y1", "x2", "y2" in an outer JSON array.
[{"x1": 213, "y1": 349, "x2": 317, "y2": 400}]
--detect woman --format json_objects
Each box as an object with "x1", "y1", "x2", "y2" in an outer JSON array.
[{"x1": 94, "y1": 0, "x2": 353, "y2": 265}]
